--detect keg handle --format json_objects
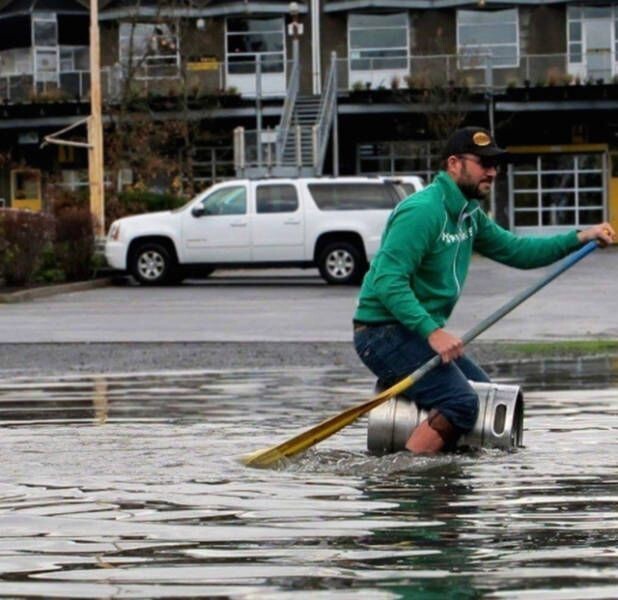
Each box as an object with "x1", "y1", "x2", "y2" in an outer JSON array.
[{"x1": 243, "y1": 241, "x2": 599, "y2": 467}]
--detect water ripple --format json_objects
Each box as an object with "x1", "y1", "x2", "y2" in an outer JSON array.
[{"x1": 0, "y1": 365, "x2": 616, "y2": 597}]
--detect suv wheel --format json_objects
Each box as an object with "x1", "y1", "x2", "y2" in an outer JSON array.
[
  {"x1": 130, "y1": 242, "x2": 176, "y2": 285},
  {"x1": 318, "y1": 242, "x2": 365, "y2": 285}
]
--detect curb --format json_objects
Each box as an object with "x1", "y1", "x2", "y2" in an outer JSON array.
[{"x1": 0, "y1": 278, "x2": 113, "y2": 304}]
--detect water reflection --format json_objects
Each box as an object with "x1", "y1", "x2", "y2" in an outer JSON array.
[{"x1": 0, "y1": 358, "x2": 616, "y2": 598}]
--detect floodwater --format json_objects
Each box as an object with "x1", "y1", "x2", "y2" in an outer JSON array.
[{"x1": 0, "y1": 358, "x2": 617, "y2": 599}]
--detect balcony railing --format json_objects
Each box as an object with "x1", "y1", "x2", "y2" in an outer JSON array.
[
  {"x1": 336, "y1": 52, "x2": 614, "y2": 93},
  {"x1": 0, "y1": 71, "x2": 91, "y2": 103},
  {"x1": 1, "y1": 52, "x2": 615, "y2": 106}
]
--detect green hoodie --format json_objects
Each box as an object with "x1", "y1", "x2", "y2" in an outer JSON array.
[{"x1": 354, "y1": 171, "x2": 582, "y2": 338}]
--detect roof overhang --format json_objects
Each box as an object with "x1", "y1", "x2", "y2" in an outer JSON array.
[
  {"x1": 100, "y1": 2, "x2": 308, "y2": 21},
  {"x1": 324, "y1": 0, "x2": 569, "y2": 12}
]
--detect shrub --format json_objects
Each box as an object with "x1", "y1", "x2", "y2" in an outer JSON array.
[
  {"x1": 34, "y1": 245, "x2": 65, "y2": 284},
  {"x1": 47, "y1": 188, "x2": 96, "y2": 282},
  {"x1": 0, "y1": 209, "x2": 55, "y2": 286},
  {"x1": 54, "y1": 206, "x2": 95, "y2": 281}
]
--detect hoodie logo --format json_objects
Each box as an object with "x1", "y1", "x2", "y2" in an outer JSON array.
[{"x1": 440, "y1": 226, "x2": 474, "y2": 245}]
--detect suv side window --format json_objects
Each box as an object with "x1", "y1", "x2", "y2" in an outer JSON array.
[
  {"x1": 201, "y1": 186, "x2": 247, "y2": 215},
  {"x1": 307, "y1": 183, "x2": 398, "y2": 210},
  {"x1": 256, "y1": 184, "x2": 299, "y2": 214}
]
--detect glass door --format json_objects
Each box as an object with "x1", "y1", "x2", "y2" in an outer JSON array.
[
  {"x1": 584, "y1": 19, "x2": 612, "y2": 81},
  {"x1": 32, "y1": 14, "x2": 59, "y2": 92},
  {"x1": 225, "y1": 18, "x2": 286, "y2": 97}
]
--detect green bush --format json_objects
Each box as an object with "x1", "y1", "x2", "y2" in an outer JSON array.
[
  {"x1": 34, "y1": 245, "x2": 65, "y2": 284},
  {"x1": 48, "y1": 188, "x2": 96, "y2": 282},
  {"x1": 54, "y1": 206, "x2": 95, "y2": 282},
  {"x1": 0, "y1": 209, "x2": 55, "y2": 286}
]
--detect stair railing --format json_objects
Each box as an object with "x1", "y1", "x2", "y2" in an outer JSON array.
[
  {"x1": 275, "y1": 57, "x2": 300, "y2": 165},
  {"x1": 314, "y1": 52, "x2": 337, "y2": 175}
]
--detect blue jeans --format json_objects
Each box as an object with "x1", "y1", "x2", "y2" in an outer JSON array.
[{"x1": 353, "y1": 323, "x2": 490, "y2": 433}]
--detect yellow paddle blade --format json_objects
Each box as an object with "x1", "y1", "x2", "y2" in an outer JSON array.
[{"x1": 242, "y1": 374, "x2": 415, "y2": 468}]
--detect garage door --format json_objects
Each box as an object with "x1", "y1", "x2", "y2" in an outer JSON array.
[{"x1": 508, "y1": 152, "x2": 606, "y2": 235}]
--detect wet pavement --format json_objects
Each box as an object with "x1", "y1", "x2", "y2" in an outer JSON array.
[
  {"x1": 0, "y1": 360, "x2": 617, "y2": 598},
  {"x1": 0, "y1": 246, "x2": 616, "y2": 343}
]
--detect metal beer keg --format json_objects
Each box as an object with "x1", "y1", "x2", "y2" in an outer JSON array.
[{"x1": 367, "y1": 381, "x2": 524, "y2": 455}]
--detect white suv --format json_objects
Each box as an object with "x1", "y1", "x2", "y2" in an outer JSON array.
[{"x1": 105, "y1": 176, "x2": 423, "y2": 285}]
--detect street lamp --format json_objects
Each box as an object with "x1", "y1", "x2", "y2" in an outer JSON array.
[{"x1": 288, "y1": 1, "x2": 303, "y2": 66}]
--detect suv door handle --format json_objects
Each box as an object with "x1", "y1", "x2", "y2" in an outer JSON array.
[
  {"x1": 230, "y1": 222, "x2": 248, "y2": 227},
  {"x1": 284, "y1": 219, "x2": 301, "y2": 225}
]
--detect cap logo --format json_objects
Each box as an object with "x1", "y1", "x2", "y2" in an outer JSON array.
[{"x1": 473, "y1": 132, "x2": 491, "y2": 146}]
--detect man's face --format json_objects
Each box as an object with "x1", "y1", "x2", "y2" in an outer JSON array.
[{"x1": 448, "y1": 154, "x2": 499, "y2": 200}]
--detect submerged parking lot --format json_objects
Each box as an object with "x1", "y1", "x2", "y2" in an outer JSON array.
[
  {"x1": 0, "y1": 362, "x2": 617, "y2": 598},
  {"x1": 0, "y1": 249, "x2": 616, "y2": 597}
]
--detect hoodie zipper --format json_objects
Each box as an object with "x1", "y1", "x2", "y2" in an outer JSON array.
[{"x1": 452, "y1": 204, "x2": 480, "y2": 297}]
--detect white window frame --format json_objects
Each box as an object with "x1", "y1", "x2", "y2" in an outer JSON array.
[
  {"x1": 567, "y1": 5, "x2": 617, "y2": 82},
  {"x1": 118, "y1": 22, "x2": 180, "y2": 80},
  {"x1": 0, "y1": 48, "x2": 33, "y2": 77},
  {"x1": 457, "y1": 9, "x2": 519, "y2": 70},
  {"x1": 224, "y1": 17, "x2": 286, "y2": 97},
  {"x1": 59, "y1": 46, "x2": 89, "y2": 73},
  {"x1": 347, "y1": 13, "x2": 409, "y2": 87},
  {"x1": 32, "y1": 12, "x2": 59, "y2": 85},
  {"x1": 225, "y1": 17, "x2": 286, "y2": 76}
]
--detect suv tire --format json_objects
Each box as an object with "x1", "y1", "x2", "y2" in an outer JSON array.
[
  {"x1": 130, "y1": 242, "x2": 177, "y2": 285},
  {"x1": 318, "y1": 241, "x2": 366, "y2": 285}
]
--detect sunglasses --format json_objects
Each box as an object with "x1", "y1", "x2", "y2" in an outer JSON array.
[{"x1": 457, "y1": 154, "x2": 501, "y2": 170}]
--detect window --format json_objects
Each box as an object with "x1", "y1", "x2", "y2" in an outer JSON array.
[
  {"x1": 33, "y1": 14, "x2": 58, "y2": 83},
  {"x1": 308, "y1": 183, "x2": 398, "y2": 211},
  {"x1": 13, "y1": 170, "x2": 41, "y2": 200},
  {"x1": 256, "y1": 185, "x2": 298, "y2": 213},
  {"x1": 60, "y1": 169, "x2": 88, "y2": 191},
  {"x1": 33, "y1": 17, "x2": 57, "y2": 47},
  {"x1": 59, "y1": 47, "x2": 88, "y2": 72},
  {"x1": 457, "y1": 9, "x2": 519, "y2": 69},
  {"x1": 511, "y1": 153, "x2": 605, "y2": 229},
  {"x1": 0, "y1": 48, "x2": 33, "y2": 76},
  {"x1": 568, "y1": 8, "x2": 583, "y2": 64},
  {"x1": 348, "y1": 13, "x2": 408, "y2": 71},
  {"x1": 200, "y1": 186, "x2": 247, "y2": 216},
  {"x1": 568, "y1": 6, "x2": 616, "y2": 80},
  {"x1": 119, "y1": 22, "x2": 180, "y2": 78},
  {"x1": 357, "y1": 141, "x2": 440, "y2": 183},
  {"x1": 226, "y1": 18, "x2": 284, "y2": 75}
]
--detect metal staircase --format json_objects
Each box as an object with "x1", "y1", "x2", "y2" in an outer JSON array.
[
  {"x1": 281, "y1": 95, "x2": 321, "y2": 167},
  {"x1": 234, "y1": 53, "x2": 338, "y2": 178}
]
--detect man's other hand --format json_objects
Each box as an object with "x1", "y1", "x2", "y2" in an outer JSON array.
[
  {"x1": 427, "y1": 328, "x2": 464, "y2": 363},
  {"x1": 578, "y1": 222, "x2": 615, "y2": 247}
]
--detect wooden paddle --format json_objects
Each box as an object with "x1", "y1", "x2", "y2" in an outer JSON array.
[{"x1": 242, "y1": 241, "x2": 599, "y2": 468}]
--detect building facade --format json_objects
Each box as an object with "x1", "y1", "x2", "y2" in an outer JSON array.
[{"x1": 0, "y1": 0, "x2": 617, "y2": 235}]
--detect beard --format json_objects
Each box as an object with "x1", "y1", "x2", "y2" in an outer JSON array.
[{"x1": 458, "y1": 181, "x2": 491, "y2": 200}]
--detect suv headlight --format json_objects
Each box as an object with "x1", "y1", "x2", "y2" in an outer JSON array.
[{"x1": 108, "y1": 222, "x2": 121, "y2": 241}]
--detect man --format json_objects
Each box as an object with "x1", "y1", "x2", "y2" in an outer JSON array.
[{"x1": 353, "y1": 126, "x2": 615, "y2": 455}]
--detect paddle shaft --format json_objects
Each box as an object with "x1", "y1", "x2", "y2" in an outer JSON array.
[
  {"x1": 414, "y1": 240, "x2": 599, "y2": 374},
  {"x1": 243, "y1": 241, "x2": 598, "y2": 466}
]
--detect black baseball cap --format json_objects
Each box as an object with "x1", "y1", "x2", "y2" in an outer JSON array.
[{"x1": 441, "y1": 126, "x2": 507, "y2": 160}]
